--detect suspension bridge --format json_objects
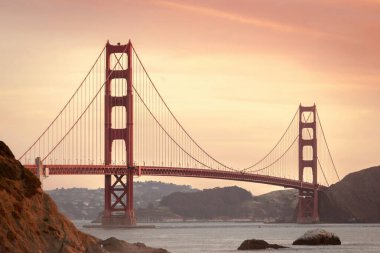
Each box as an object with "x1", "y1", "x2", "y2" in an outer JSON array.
[{"x1": 20, "y1": 41, "x2": 340, "y2": 225}]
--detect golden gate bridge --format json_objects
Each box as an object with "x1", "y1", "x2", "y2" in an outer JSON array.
[{"x1": 20, "y1": 41, "x2": 340, "y2": 225}]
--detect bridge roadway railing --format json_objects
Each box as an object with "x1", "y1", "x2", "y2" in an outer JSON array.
[{"x1": 23, "y1": 164, "x2": 326, "y2": 191}]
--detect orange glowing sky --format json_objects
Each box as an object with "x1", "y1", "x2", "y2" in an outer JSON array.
[{"x1": 0, "y1": 0, "x2": 379, "y2": 194}]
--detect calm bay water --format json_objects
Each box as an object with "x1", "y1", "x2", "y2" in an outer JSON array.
[{"x1": 74, "y1": 221, "x2": 380, "y2": 253}]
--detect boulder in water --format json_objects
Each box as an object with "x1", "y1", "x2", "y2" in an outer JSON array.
[
  {"x1": 238, "y1": 239, "x2": 287, "y2": 250},
  {"x1": 293, "y1": 229, "x2": 341, "y2": 245},
  {"x1": 100, "y1": 237, "x2": 169, "y2": 253}
]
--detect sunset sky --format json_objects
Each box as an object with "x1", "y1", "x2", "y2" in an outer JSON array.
[{"x1": 1, "y1": 0, "x2": 379, "y2": 195}]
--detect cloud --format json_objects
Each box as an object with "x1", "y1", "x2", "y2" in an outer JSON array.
[{"x1": 158, "y1": 0, "x2": 332, "y2": 38}]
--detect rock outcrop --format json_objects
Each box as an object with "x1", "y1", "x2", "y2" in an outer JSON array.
[
  {"x1": 238, "y1": 239, "x2": 286, "y2": 250},
  {"x1": 100, "y1": 237, "x2": 168, "y2": 253},
  {"x1": 0, "y1": 141, "x2": 169, "y2": 253},
  {"x1": 319, "y1": 165, "x2": 380, "y2": 223},
  {"x1": 292, "y1": 229, "x2": 341, "y2": 245}
]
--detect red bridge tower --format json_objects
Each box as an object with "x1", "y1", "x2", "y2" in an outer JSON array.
[
  {"x1": 103, "y1": 41, "x2": 136, "y2": 226},
  {"x1": 297, "y1": 104, "x2": 319, "y2": 223}
]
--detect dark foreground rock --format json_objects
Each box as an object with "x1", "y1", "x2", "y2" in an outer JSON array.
[
  {"x1": 238, "y1": 239, "x2": 287, "y2": 250},
  {"x1": 100, "y1": 237, "x2": 169, "y2": 253},
  {"x1": 293, "y1": 229, "x2": 341, "y2": 245},
  {"x1": 0, "y1": 141, "x2": 169, "y2": 253}
]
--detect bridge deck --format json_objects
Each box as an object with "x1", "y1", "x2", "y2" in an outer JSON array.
[{"x1": 23, "y1": 164, "x2": 326, "y2": 191}]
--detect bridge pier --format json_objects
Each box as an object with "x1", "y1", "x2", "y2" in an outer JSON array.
[
  {"x1": 102, "y1": 41, "x2": 136, "y2": 226},
  {"x1": 297, "y1": 189, "x2": 319, "y2": 223},
  {"x1": 297, "y1": 104, "x2": 320, "y2": 223},
  {"x1": 102, "y1": 172, "x2": 135, "y2": 226}
]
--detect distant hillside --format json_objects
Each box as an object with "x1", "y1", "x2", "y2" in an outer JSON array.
[
  {"x1": 159, "y1": 186, "x2": 298, "y2": 222},
  {"x1": 47, "y1": 181, "x2": 197, "y2": 220},
  {"x1": 319, "y1": 165, "x2": 380, "y2": 222},
  {"x1": 249, "y1": 189, "x2": 298, "y2": 222},
  {"x1": 160, "y1": 186, "x2": 253, "y2": 219}
]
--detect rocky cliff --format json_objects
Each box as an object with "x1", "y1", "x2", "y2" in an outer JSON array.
[
  {"x1": 319, "y1": 165, "x2": 380, "y2": 223},
  {"x1": 0, "y1": 141, "x2": 168, "y2": 253}
]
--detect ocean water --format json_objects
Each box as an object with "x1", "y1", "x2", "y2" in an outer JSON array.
[{"x1": 74, "y1": 221, "x2": 380, "y2": 253}]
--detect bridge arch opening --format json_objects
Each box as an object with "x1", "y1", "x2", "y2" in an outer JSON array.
[
  {"x1": 301, "y1": 112, "x2": 314, "y2": 123},
  {"x1": 111, "y1": 139, "x2": 127, "y2": 165},
  {"x1": 302, "y1": 146, "x2": 313, "y2": 161},
  {"x1": 111, "y1": 78, "x2": 127, "y2": 97},
  {"x1": 302, "y1": 167, "x2": 314, "y2": 184},
  {"x1": 111, "y1": 106, "x2": 127, "y2": 129}
]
